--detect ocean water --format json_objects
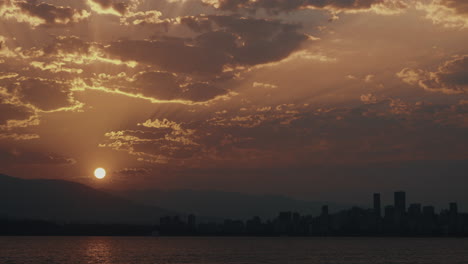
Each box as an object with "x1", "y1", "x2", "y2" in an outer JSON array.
[{"x1": 0, "y1": 237, "x2": 467, "y2": 264}]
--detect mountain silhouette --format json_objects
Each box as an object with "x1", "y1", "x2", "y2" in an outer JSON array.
[
  {"x1": 0, "y1": 174, "x2": 175, "y2": 224},
  {"x1": 110, "y1": 189, "x2": 350, "y2": 220}
]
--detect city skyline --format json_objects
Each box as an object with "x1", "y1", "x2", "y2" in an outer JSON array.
[
  {"x1": 2, "y1": 185, "x2": 467, "y2": 237},
  {"x1": 156, "y1": 190, "x2": 467, "y2": 236}
]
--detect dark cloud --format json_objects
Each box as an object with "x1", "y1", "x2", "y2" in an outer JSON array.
[
  {"x1": 132, "y1": 71, "x2": 181, "y2": 99},
  {"x1": 0, "y1": 103, "x2": 34, "y2": 125},
  {"x1": 398, "y1": 55, "x2": 468, "y2": 94},
  {"x1": 440, "y1": 0, "x2": 468, "y2": 14},
  {"x1": 202, "y1": 0, "x2": 406, "y2": 13},
  {"x1": 18, "y1": 78, "x2": 73, "y2": 111},
  {"x1": 181, "y1": 82, "x2": 226, "y2": 102},
  {"x1": 133, "y1": 71, "x2": 226, "y2": 101},
  {"x1": 94, "y1": 71, "x2": 227, "y2": 102},
  {"x1": 107, "y1": 16, "x2": 308, "y2": 75},
  {"x1": 42, "y1": 36, "x2": 91, "y2": 55},
  {"x1": 433, "y1": 55, "x2": 468, "y2": 91},
  {"x1": 103, "y1": 15, "x2": 309, "y2": 102},
  {"x1": 106, "y1": 38, "x2": 230, "y2": 75},
  {"x1": 15, "y1": 0, "x2": 89, "y2": 26},
  {"x1": 195, "y1": 15, "x2": 310, "y2": 65},
  {"x1": 108, "y1": 15, "x2": 309, "y2": 73},
  {"x1": 116, "y1": 167, "x2": 151, "y2": 176},
  {"x1": 0, "y1": 148, "x2": 76, "y2": 165}
]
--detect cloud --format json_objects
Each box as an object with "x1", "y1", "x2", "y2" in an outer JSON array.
[
  {"x1": 107, "y1": 38, "x2": 230, "y2": 75},
  {"x1": 100, "y1": 118, "x2": 200, "y2": 163},
  {"x1": 87, "y1": 0, "x2": 130, "y2": 16},
  {"x1": 0, "y1": 133, "x2": 39, "y2": 141},
  {"x1": 0, "y1": 0, "x2": 90, "y2": 27},
  {"x1": 360, "y1": 93, "x2": 377, "y2": 104},
  {"x1": 182, "y1": 82, "x2": 227, "y2": 102},
  {"x1": 417, "y1": 0, "x2": 468, "y2": 28},
  {"x1": 397, "y1": 55, "x2": 468, "y2": 94},
  {"x1": 115, "y1": 167, "x2": 151, "y2": 176},
  {"x1": 0, "y1": 72, "x2": 82, "y2": 113},
  {"x1": 88, "y1": 70, "x2": 229, "y2": 103},
  {"x1": 0, "y1": 148, "x2": 76, "y2": 165},
  {"x1": 17, "y1": 78, "x2": 77, "y2": 112},
  {"x1": 99, "y1": 98, "x2": 468, "y2": 166},
  {"x1": 87, "y1": 0, "x2": 169, "y2": 27},
  {"x1": 107, "y1": 15, "x2": 310, "y2": 73},
  {"x1": 43, "y1": 36, "x2": 92, "y2": 56},
  {"x1": 253, "y1": 82, "x2": 278, "y2": 89},
  {"x1": 201, "y1": 0, "x2": 407, "y2": 15},
  {"x1": 120, "y1": 10, "x2": 165, "y2": 25},
  {"x1": 101, "y1": 15, "x2": 310, "y2": 102},
  {"x1": 0, "y1": 85, "x2": 39, "y2": 132},
  {"x1": 0, "y1": 101, "x2": 33, "y2": 126},
  {"x1": 131, "y1": 71, "x2": 181, "y2": 99},
  {"x1": 189, "y1": 15, "x2": 310, "y2": 66}
]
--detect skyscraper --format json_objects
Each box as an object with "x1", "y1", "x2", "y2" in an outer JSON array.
[
  {"x1": 408, "y1": 203, "x2": 422, "y2": 217},
  {"x1": 449, "y1": 202, "x2": 458, "y2": 216},
  {"x1": 373, "y1": 193, "x2": 381, "y2": 218},
  {"x1": 394, "y1": 191, "x2": 406, "y2": 215},
  {"x1": 321, "y1": 205, "x2": 329, "y2": 216}
]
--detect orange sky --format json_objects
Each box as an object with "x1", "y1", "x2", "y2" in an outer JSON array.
[{"x1": 0, "y1": 0, "x2": 467, "y2": 202}]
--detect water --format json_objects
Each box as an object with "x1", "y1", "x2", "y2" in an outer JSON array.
[{"x1": 0, "y1": 237, "x2": 467, "y2": 264}]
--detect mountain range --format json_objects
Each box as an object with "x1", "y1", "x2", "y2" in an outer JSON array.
[
  {"x1": 110, "y1": 189, "x2": 349, "y2": 220},
  {"x1": 0, "y1": 174, "x2": 173, "y2": 224},
  {"x1": 0, "y1": 174, "x2": 349, "y2": 224}
]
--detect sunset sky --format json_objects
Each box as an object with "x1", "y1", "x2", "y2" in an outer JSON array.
[{"x1": 0, "y1": 0, "x2": 467, "y2": 205}]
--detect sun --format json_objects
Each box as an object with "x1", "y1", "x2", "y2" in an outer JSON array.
[{"x1": 94, "y1": 168, "x2": 106, "y2": 179}]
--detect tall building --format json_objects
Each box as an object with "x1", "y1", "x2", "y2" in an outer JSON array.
[
  {"x1": 449, "y1": 202, "x2": 459, "y2": 234},
  {"x1": 408, "y1": 203, "x2": 422, "y2": 217},
  {"x1": 449, "y1": 202, "x2": 458, "y2": 216},
  {"x1": 423, "y1": 206, "x2": 435, "y2": 216},
  {"x1": 188, "y1": 214, "x2": 196, "y2": 230},
  {"x1": 394, "y1": 191, "x2": 406, "y2": 215},
  {"x1": 321, "y1": 205, "x2": 329, "y2": 216},
  {"x1": 384, "y1": 205, "x2": 395, "y2": 220},
  {"x1": 319, "y1": 205, "x2": 330, "y2": 235},
  {"x1": 373, "y1": 193, "x2": 381, "y2": 218}
]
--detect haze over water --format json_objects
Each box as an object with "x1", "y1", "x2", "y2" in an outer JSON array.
[{"x1": 1, "y1": 237, "x2": 468, "y2": 264}]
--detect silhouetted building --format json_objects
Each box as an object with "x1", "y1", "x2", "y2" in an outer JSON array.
[
  {"x1": 394, "y1": 191, "x2": 406, "y2": 229},
  {"x1": 449, "y1": 202, "x2": 459, "y2": 235},
  {"x1": 188, "y1": 214, "x2": 196, "y2": 233},
  {"x1": 277, "y1": 211, "x2": 293, "y2": 235},
  {"x1": 373, "y1": 193, "x2": 381, "y2": 218},
  {"x1": 321, "y1": 205, "x2": 329, "y2": 216},
  {"x1": 319, "y1": 205, "x2": 330, "y2": 235},
  {"x1": 246, "y1": 216, "x2": 263, "y2": 235},
  {"x1": 384, "y1": 205, "x2": 395, "y2": 220},
  {"x1": 222, "y1": 219, "x2": 245, "y2": 235},
  {"x1": 408, "y1": 203, "x2": 422, "y2": 217},
  {"x1": 450, "y1": 203, "x2": 458, "y2": 215},
  {"x1": 159, "y1": 215, "x2": 187, "y2": 235},
  {"x1": 408, "y1": 203, "x2": 422, "y2": 235},
  {"x1": 423, "y1": 206, "x2": 435, "y2": 216},
  {"x1": 394, "y1": 191, "x2": 406, "y2": 214},
  {"x1": 422, "y1": 206, "x2": 436, "y2": 234}
]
